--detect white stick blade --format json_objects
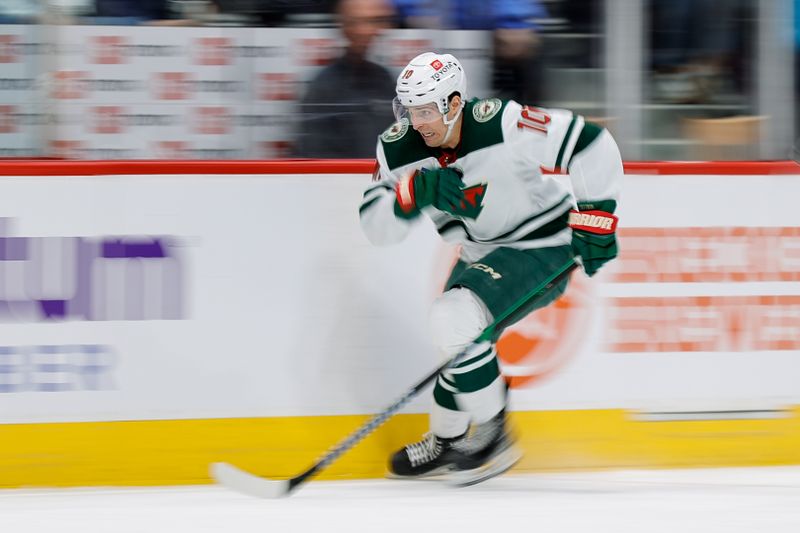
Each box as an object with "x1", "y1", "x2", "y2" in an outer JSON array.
[{"x1": 210, "y1": 462, "x2": 291, "y2": 499}]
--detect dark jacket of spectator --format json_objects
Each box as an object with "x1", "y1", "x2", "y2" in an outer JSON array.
[
  {"x1": 94, "y1": 0, "x2": 170, "y2": 19},
  {"x1": 294, "y1": 53, "x2": 396, "y2": 158}
]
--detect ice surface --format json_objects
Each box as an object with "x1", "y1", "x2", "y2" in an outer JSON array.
[{"x1": 1, "y1": 467, "x2": 799, "y2": 533}]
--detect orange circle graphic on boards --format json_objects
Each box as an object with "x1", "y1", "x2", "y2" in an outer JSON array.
[
  {"x1": 434, "y1": 244, "x2": 595, "y2": 389},
  {"x1": 496, "y1": 273, "x2": 593, "y2": 388}
]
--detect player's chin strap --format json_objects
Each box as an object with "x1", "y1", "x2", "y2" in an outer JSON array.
[{"x1": 441, "y1": 101, "x2": 464, "y2": 146}]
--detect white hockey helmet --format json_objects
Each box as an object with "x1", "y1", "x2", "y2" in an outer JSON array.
[{"x1": 393, "y1": 52, "x2": 467, "y2": 125}]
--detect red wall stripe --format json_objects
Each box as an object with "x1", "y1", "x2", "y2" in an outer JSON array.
[{"x1": 0, "y1": 159, "x2": 796, "y2": 176}]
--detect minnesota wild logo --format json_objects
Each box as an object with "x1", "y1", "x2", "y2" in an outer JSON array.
[
  {"x1": 380, "y1": 119, "x2": 409, "y2": 142},
  {"x1": 472, "y1": 98, "x2": 502, "y2": 123},
  {"x1": 454, "y1": 183, "x2": 487, "y2": 219}
]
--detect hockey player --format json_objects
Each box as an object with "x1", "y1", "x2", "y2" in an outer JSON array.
[{"x1": 359, "y1": 52, "x2": 623, "y2": 485}]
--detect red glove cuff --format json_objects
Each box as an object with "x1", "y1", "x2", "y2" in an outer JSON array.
[
  {"x1": 395, "y1": 171, "x2": 417, "y2": 213},
  {"x1": 569, "y1": 210, "x2": 618, "y2": 235}
]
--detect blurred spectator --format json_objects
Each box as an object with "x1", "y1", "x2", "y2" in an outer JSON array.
[
  {"x1": 649, "y1": 0, "x2": 740, "y2": 104},
  {"x1": 293, "y1": 0, "x2": 397, "y2": 158},
  {"x1": 795, "y1": 0, "x2": 800, "y2": 153},
  {"x1": 559, "y1": 0, "x2": 600, "y2": 34},
  {"x1": 92, "y1": 0, "x2": 212, "y2": 25},
  {"x1": 0, "y1": 0, "x2": 42, "y2": 22},
  {"x1": 3, "y1": 0, "x2": 100, "y2": 24},
  {"x1": 392, "y1": 0, "x2": 549, "y2": 103},
  {"x1": 93, "y1": 0, "x2": 170, "y2": 21},
  {"x1": 209, "y1": 0, "x2": 335, "y2": 27},
  {"x1": 550, "y1": 0, "x2": 603, "y2": 68}
]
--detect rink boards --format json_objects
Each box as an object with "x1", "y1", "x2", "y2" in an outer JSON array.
[{"x1": 0, "y1": 160, "x2": 799, "y2": 487}]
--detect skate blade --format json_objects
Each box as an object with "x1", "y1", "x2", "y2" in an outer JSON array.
[
  {"x1": 446, "y1": 445, "x2": 523, "y2": 488},
  {"x1": 385, "y1": 465, "x2": 454, "y2": 481}
]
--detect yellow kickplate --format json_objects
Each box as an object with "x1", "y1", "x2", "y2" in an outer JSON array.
[{"x1": 1, "y1": 407, "x2": 799, "y2": 488}]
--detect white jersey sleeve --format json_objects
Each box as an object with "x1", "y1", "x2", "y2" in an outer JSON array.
[
  {"x1": 502, "y1": 100, "x2": 622, "y2": 206},
  {"x1": 358, "y1": 140, "x2": 415, "y2": 246},
  {"x1": 566, "y1": 128, "x2": 623, "y2": 205}
]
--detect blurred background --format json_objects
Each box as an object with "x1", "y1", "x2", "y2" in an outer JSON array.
[
  {"x1": 1, "y1": 0, "x2": 800, "y2": 505},
  {"x1": 0, "y1": 0, "x2": 796, "y2": 161}
]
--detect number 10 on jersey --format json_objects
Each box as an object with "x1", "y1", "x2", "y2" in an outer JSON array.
[{"x1": 517, "y1": 106, "x2": 551, "y2": 135}]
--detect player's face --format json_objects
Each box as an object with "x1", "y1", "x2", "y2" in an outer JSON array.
[{"x1": 407, "y1": 103, "x2": 447, "y2": 146}]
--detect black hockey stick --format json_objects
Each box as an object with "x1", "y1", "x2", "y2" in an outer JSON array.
[{"x1": 211, "y1": 258, "x2": 579, "y2": 498}]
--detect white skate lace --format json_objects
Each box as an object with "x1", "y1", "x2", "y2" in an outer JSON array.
[{"x1": 405, "y1": 433, "x2": 442, "y2": 467}]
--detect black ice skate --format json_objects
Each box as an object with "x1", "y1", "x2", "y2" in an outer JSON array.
[
  {"x1": 445, "y1": 410, "x2": 522, "y2": 487},
  {"x1": 388, "y1": 432, "x2": 463, "y2": 479}
]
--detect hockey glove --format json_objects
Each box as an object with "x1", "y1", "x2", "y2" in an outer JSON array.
[
  {"x1": 569, "y1": 200, "x2": 619, "y2": 277},
  {"x1": 395, "y1": 167, "x2": 465, "y2": 219}
]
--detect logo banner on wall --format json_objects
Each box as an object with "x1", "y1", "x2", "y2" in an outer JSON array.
[{"x1": 0, "y1": 25, "x2": 492, "y2": 158}]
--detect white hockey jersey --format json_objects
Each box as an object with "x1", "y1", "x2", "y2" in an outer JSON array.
[{"x1": 359, "y1": 98, "x2": 623, "y2": 263}]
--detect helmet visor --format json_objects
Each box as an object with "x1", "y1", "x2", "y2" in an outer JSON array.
[{"x1": 392, "y1": 98, "x2": 444, "y2": 126}]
